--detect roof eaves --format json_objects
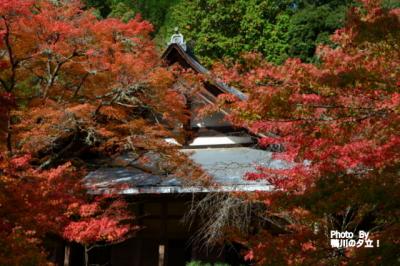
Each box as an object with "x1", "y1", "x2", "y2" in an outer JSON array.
[
  {"x1": 87, "y1": 184, "x2": 274, "y2": 195},
  {"x1": 162, "y1": 44, "x2": 248, "y2": 101}
]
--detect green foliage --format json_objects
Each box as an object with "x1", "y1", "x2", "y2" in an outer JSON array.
[
  {"x1": 82, "y1": 0, "x2": 112, "y2": 17},
  {"x1": 132, "y1": 0, "x2": 181, "y2": 32},
  {"x1": 161, "y1": 0, "x2": 289, "y2": 65},
  {"x1": 160, "y1": 0, "x2": 355, "y2": 64},
  {"x1": 82, "y1": 0, "x2": 359, "y2": 64},
  {"x1": 82, "y1": 0, "x2": 181, "y2": 32},
  {"x1": 382, "y1": 0, "x2": 400, "y2": 9},
  {"x1": 286, "y1": 1, "x2": 351, "y2": 62},
  {"x1": 108, "y1": 2, "x2": 136, "y2": 22},
  {"x1": 82, "y1": 0, "x2": 400, "y2": 65}
]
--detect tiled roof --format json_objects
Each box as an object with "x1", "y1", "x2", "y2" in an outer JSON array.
[{"x1": 84, "y1": 147, "x2": 288, "y2": 194}]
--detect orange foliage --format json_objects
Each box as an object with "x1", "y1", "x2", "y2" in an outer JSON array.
[{"x1": 0, "y1": 0, "x2": 200, "y2": 264}]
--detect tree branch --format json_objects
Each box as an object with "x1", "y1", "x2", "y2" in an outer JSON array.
[
  {"x1": 2, "y1": 16, "x2": 16, "y2": 92},
  {"x1": 72, "y1": 73, "x2": 89, "y2": 98},
  {"x1": 43, "y1": 52, "x2": 77, "y2": 99}
]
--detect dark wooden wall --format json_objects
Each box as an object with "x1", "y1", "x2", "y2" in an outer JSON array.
[{"x1": 60, "y1": 194, "x2": 248, "y2": 266}]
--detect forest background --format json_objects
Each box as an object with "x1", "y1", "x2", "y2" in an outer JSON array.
[{"x1": 84, "y1": 0, "x2": 400, "y2": 65}]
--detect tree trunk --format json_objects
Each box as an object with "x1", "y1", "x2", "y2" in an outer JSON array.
[{"x1": 84, "y1": 245, "x2": 89, "y2": 266}]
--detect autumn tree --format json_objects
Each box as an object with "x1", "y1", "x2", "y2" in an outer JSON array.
[
  {"x1": 0, "y1": 0, "x2": 198, "y2": 264},
  {"x1": 64, "y1": 197, "x2": 136, "y2": 266},
  {"x1": 211, "y1": 1, "x2": 399, "y2": 264},
  {"x1": 0, "y1": 155, "x2": 82, "y2": 265}
]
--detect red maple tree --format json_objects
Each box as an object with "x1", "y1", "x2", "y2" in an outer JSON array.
[
  {"x1": 212, "y1": 1, "x2": 399, "y2": 264},
  {"x1": 0, "y1": 154, "x2": 81, "y2": 265},
  {"x1": 0, "y1": 0, "x2": 200, "y2": 264},
  {"x1": 64, "y1": 197, "x2": 136, "y2": 266}
]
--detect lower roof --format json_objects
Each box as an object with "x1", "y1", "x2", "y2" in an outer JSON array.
[{"x1": 84, "y1": 147, "x2": 287, "y2": 194}]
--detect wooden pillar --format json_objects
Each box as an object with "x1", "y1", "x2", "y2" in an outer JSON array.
[
  {"x1": 63, "y1": 244, "x2": 70, "y2": 266},
  {"x1": 158, "y1": 244, "x2": 165, "y2": 266},
  {"x1": 159, "y1": 201, "x2": 168, "y2": 266}
]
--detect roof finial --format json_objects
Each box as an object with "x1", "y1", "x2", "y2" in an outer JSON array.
[{"x1": 168, "y1": 27, "x2": 187, "y2": 51}]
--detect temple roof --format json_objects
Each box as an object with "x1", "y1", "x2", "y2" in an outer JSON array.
[
  {"x1": 162, "y1": 43, "x2": 247, "y2": 101},
  {"x1": 84, "y1": 147, "x2": 287, "y2": 194}
]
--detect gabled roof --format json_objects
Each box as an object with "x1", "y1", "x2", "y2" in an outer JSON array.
[{"x1": 162, "y1": 43, "x2": 247, "y2": 101}]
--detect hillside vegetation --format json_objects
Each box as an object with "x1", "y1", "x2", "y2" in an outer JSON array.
[{"x1": 83, "y1": 0, "x2": 399, "y2": 64}]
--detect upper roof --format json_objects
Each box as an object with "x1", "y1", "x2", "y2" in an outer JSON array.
[{"x1": 162, "y1": 43, "x2": 247, "y2": 101}]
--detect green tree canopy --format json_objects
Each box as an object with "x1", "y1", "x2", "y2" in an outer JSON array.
[
  {"x1": 160, "y1": 0, "x2": 355, "y2": 64},
  {"x1": 83, "y1": 0, "x2": 399, "y2": 64},
  {"x1": 82, "y1": 0, "x2": 181, "y2": 30}
]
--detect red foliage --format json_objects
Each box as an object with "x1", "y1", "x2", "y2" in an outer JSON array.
[
  {"x1": 64, "y1": 199, "x2": 136, "y2": 246},
  {"x1": 0, "y1": 0, "x2": 199, "y2": 264},
  {"x1": 214, "y1": 1, "x2": 400, "y2": 265},
  {"x1": 0, "y1": 153, "x2": 82, "y2": 264}
]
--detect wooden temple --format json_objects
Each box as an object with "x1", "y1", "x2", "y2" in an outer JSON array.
[{"x1": 61, "y1": 31, "x2": 286, "y2": 266}]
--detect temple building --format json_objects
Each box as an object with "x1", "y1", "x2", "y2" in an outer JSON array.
[{"x1": 63, "y1": 31, "x2": 285, "y2": 266}]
